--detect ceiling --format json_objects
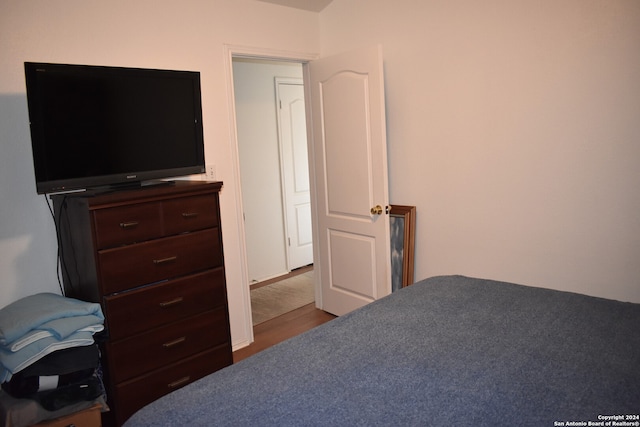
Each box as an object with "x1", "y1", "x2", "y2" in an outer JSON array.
[{"x1": 254, "y1": 0, "x2": 333, "y2": 12}]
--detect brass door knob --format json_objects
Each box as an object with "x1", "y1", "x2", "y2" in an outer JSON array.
[{"x1": 370, "y1": 205, "x2": 383, "y2": 215}]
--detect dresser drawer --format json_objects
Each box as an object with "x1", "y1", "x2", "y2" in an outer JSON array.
[
  {"x1": 108, "y1": 308, "x2": 229, "y2": 383},
  {"x1": 163, "y1": 194, "x2": 218, "y2": 235},
  {"x1": 93, "y1": 202, "x2": 163, "y2": 249},
  {"x1": 104, "y1": 268, "x2": 226, "y2": 341},
  {"x1": 115, "y1": 344, "x2": 232, "y2": 425},
  {"x1": 98, "y1": 229, "x2": 222, "y2": 294}
]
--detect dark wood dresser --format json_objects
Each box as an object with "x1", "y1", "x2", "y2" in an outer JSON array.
[{"x1": 51, "y1": 181, "x2": 232, "y2": 426}]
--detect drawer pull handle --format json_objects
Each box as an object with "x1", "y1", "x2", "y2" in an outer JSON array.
[
  {"x1": 153, "y1": 256, "x2": 177, "y2": 265},
  {"x1": 159, "y1": 297, "x2": 184, "y2": 308},
  {"x1": 168, "y1": 376, "x2": 191, "y2": 389},
  {"x1": 163, "y1": 336, "x2": 187, "y2": 348},
  {"x1": 119, "y1": 221, "x2": 139, "y2": 229},
  {"x1": 182, "y1": 212, "x2": 199, "y2": 218}
]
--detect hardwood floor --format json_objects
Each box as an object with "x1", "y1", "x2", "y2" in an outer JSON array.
[{"x1": 233, "y1": 302, "x2": 336, "y2": 363}]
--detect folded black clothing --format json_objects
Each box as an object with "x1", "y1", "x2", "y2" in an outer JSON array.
[
  {"x1": 1, "y1": 372, "x2": 102, "y2": 412},
  {"x1": 1, "y1": 344, "x2": 99, "y2": 398},
  {"x1": 2, "y1": 368, "x2": 95, "y2": 398},
  {"x1": 20, "y1": 344, "x2": 99, "y2": 377}
]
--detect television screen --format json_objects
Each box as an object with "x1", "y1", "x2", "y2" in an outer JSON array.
[{"x1": 24, "y1": 62, "x2": 206, "y2": 194}]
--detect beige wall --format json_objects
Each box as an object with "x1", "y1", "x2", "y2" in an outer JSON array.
[
  {"x1": 0, "y1": 0, "x2": 319, "y2": 347},
  {"x1": 320, "y1": 0, "x2": 640, "y2": 302}
]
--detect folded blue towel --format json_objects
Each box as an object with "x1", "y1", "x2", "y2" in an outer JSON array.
[
  {"x1": 0, "y1": 293, "x2": 103, "y2": 347},
  {"x1": 8, "y1": 315, "x2": 104, "y2": 352}
]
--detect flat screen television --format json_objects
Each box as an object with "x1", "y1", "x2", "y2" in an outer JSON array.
[{"x1": 24, "y1": 62, "x2": 206, "y2": 194}]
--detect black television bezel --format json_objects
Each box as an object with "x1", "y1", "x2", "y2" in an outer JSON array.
[{"x1": 24, "y1": 62, "x2": 206, "y2": 194}]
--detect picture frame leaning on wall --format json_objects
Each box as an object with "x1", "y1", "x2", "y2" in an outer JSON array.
[{"x1": 389, "y1": 205, "x2": 416, "y2": 292}]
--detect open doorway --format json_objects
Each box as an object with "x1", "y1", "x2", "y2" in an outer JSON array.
[{"x1": 232, "y1": 57, "x2": 314, "y2": 326}]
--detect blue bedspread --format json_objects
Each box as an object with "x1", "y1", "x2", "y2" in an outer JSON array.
[{"x1": 124, "y1": 276, "x2": 640, "y2": 426}]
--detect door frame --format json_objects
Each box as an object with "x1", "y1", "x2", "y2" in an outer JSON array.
[{"x1": 224, "y1": 44, "x2": 320, "y2": 344}]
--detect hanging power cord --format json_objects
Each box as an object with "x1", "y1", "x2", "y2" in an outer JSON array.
[{"x1": 44, "y1": 194, "x2": 79, "y2": 296}]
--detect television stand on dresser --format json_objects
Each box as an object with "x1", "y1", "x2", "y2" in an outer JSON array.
[{"x1": 51, "y1": 181, "x2": 233, "y2": 427}]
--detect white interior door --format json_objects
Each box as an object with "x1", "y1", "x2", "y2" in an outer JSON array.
[
  {"x1": 309, "y1": 45, "x2": 391, "y2": 316},
  {"x1": 276, "y1": 79, "x2": 313, "y2": 270}
]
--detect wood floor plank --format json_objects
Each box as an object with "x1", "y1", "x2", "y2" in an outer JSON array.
[{"x1": 233, "y1": 303, "x2": 336, "y2": 363}]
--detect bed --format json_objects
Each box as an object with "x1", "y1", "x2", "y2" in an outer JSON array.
[{"x1": 124, "y1": 275, "x2": 640, "y2": 426}]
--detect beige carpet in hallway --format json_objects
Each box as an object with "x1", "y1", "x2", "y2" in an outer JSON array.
[{"x1": 251, "y1": 271, "x2": 314, "y2": 325}]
